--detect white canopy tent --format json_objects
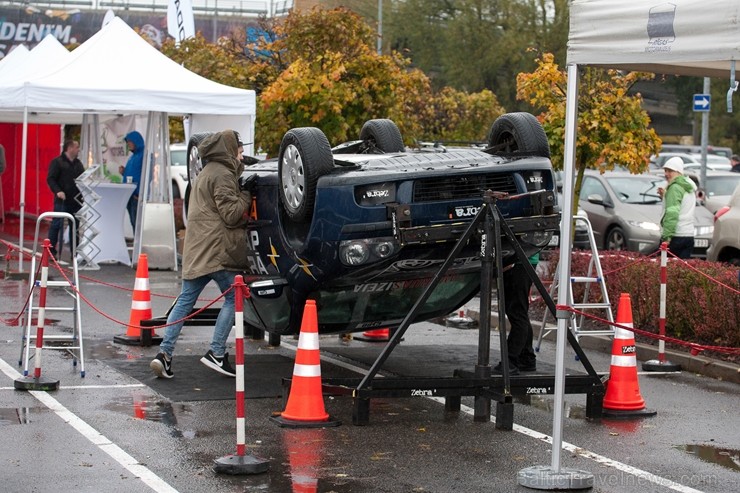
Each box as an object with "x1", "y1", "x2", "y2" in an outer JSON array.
[
  {"x1": 522, "y1": 1, "x2": 740, "y2": 489},
  {"x1": 0, "y1": 17, "x2": 256, "y2": 271},
  {"x1": 0, "y1": 44, "x2": 29, "y2": 70},
  {"x1": 0, "y1": 35, "x2": 71, "y2": 90}
]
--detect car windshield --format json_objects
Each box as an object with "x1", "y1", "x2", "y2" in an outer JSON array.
[
  {"x1": 706, "y1": 175, "x2": 740, "y2": 196},
  {"x1": 170, "y1": 149, "x2": 187, "y2": 167},
  {"x1": 606, "y1": 176, "x2": 665, "y2": 204}
]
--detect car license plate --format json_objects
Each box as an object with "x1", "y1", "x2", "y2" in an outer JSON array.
[
  {"x1": 694, "y1": 239, "x2": 708, "y2": 248},
  {"x1": 548, "y1": 235, "x2": 559, "y2": 247},
  {"x1": 449, "y1": 205, "x2": 481, "y2": 219}
]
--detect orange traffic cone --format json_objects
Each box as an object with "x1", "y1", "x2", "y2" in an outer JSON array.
[
  {"x1": 354, "y1": 327, "x2": 390, "y2": 342},
  {"x1": 602, "y1": 293, "x2": 656, "y2": 419},
  {"x1": 271, "y1": 300, "x2": 340, "y2": 428},
  {"x1": 114, "y1": 254, "x2": 162, "y2": 346}
]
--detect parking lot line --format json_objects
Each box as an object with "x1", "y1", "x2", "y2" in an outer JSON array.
[{"x1": 0, "y1": 357, "x2": 179, "y2": 493}]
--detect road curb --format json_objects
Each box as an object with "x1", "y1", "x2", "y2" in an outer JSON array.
[{"x1": 463, "y1": 303, "x2": 740, "y2": 385}]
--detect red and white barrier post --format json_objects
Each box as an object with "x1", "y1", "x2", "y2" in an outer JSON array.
[
  {"x1": 643, "y1": 242, "x2": 681, "y2": 372},
  {"x1": 15, "y1": 240, "x2": 60, "y2": 391},
  {"x1": 214, "y1": 275, "x2": 269, "y2": 475}
]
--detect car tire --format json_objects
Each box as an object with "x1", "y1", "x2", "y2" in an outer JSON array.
[
  {"x1": 359, "y1": 119, "x2": 405, "y2": 153},
  {"x1": 183, "y1": 183, "x2": 191, "y2": 226},
  {"x1": 605, "y1": 226, "x2": 627, "y2": 251},
  {"x1": 186, "y1": 132, "x2": 211, "y2": 185},
  {"x1": 172, "y1": 180, "x2": 181, "y2": 200},
  {"x1": 487, "y1": 112, "x2": 550, "y2": 158},
  {"x1": 278, "y1": 127, "x2": 334, "y2": 222}
]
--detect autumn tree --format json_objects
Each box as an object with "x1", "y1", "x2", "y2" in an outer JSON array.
[
  {"x1": 254, "y1": 7, "x2": 504, "y2": 155},
  {"x1": 516, "y1": 53, "x2": 662, "y2": 213}
]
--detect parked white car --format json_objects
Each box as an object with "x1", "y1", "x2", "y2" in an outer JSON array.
[
  {"x1": 170, "y1": 143, "x2": 188, "y2": 200},
  {"x1": 707, "y1": 182, "x2": 740, "y2": 265}
]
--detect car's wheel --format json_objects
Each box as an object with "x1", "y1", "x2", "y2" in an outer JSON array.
[
  {"x1": 186, "y1": 132, "x2": 211, "y2": 185},
  {"x1": 359, "y1": 119, "x2": 405, "y2": 153},
  {"x1": 487, "y1": 112, "x2": 550, "y2": 158},
  {"x1": 605, "y1": 226, "x2": 627, "y2": 251},
  {"x1": 278, "y1": 127, "x2": 334, "y2": 222},
  {"x1": 183, "y1": 183, "x2": 191, "y2": 226}
]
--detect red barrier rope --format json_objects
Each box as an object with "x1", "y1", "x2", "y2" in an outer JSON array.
[
  {"x1": 555, "y1": 304, "x2": 740, "y2": 356},
  {"x1": 45, "y1": 249, "x2": 234, "y2": 331},
  {"x1": 663, "y1": 249, "x2": 740, "y2": 296}
]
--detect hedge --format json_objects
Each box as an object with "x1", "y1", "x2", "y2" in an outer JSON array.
[{"x1": 532, "y1": 250, "x2": 740, "y2": 361}]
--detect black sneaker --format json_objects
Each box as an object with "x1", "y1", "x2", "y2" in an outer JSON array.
[
  {"x1": 493, "y1": 361, "x2": 520, "y2": 376},
  {"x1": 200, "y1": 350, "x2": 236, "y2": 377},
  {"x1": 150, "y1": 352, "x2": 173, "y2": 379},
  {"x1": 519, "y1": 362, "x2": 537, "y2": 372}
]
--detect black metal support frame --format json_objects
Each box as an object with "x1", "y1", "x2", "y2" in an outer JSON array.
[{"x1": 312, "y1": 190, "x2": 604, "y2": 427}]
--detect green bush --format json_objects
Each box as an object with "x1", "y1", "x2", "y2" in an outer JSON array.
[{"x1": 534, "y1": 250, "x2": 740, "y2": 359}]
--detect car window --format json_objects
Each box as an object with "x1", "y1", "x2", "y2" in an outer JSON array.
[
  {"x1": 170, "y1": 149, "x2": 186, "y2": 167},
  {"x1": 579, "y1": 176, "x2": 607, "y2": 200},
  {"x1": 706, "y1": 176, "x2": 740, "y2": 196},
  {"x1": 605, "y1": 176, "x2": 664, "y2": 204}
]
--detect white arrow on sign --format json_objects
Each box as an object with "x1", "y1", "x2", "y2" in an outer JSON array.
[{"x1": 696, "y1": 96, "x2": 710, "y2": 108}]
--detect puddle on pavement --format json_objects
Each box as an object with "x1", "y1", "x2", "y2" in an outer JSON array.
[
  {"x1": 517, "y1": 394, "x2": 587, "y2": 419},
  {"x1": 675, "y1": 444, "x2": 740, "y2": 472},
  {"x1": 0, "y1": 407, "x2": 49, "y2": 425},
  {"x1": 86, "y1": 340, "x2": 146, "y2": 360},
  {"x1": 104, "y1": 397, "x2": 208, "y2": 440}
]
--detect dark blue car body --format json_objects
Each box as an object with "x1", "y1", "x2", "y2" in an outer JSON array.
[{"x1": 239, "y1": 148, "x2": 559, "y2": 335}]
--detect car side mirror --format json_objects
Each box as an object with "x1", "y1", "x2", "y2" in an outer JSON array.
[{"x1": 587, "y1": 193, "x2": 611, "y2": 208}]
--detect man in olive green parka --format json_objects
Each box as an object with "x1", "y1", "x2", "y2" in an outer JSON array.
[{"x1": 151, "y1": 130, "x2": 252, "y2": 379}]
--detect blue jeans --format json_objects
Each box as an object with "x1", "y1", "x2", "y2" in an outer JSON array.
[{"x1": 159, "y1": 270, "x2": 237, "y2": 358}]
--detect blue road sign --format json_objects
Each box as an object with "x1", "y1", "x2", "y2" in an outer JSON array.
[{"x1": 693, "y1": 94, "x2": 711, "y2": 112}]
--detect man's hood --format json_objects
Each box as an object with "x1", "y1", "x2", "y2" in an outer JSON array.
[
  {"x1": 198, "y1": 131, "x2": 241, "y2": 177},
  {"x1": 124, "y1": 131, "x2": 145, "y2": 152}
]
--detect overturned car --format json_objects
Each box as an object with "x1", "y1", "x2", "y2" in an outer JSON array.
[{"x1": 185, "y1": 113, "x2": 560, "y2": 337}]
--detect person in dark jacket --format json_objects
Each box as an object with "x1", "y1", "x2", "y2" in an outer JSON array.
[
  {"x1": 150, "y1": 130, "x2": 252, "y2": 379},
  {"x1": 731, "y1": 154, "x2": 740, "y2": 173},
  {"x1": 46, "y1": 139, "x2": 85, "y2": 258},
  {"x1": 118, "y1": 131, "x2": 145, "y2": 231}
]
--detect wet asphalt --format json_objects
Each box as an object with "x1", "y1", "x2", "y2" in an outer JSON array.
[{"x1": 0, "y1": 228, "x2": 739, "y2": 492}]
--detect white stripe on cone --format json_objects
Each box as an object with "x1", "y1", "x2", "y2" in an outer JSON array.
[
  {"x1": 134, "y1": 278, "x2": 150, "y2": 291},
  {"x1": 293, "y1": 364, "x2": 322, "y2": 378},
  {"x1": 131, "y1": 300, "x2": 152, "y2": 311},
  {"x1": 297, "y1": 333, "x2": 320, "y2": 349},
  {"x1": 610, "y1": 355, "x2": 637, "y2": 367}
]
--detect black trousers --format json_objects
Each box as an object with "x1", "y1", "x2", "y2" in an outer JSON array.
[
  {"x1": 502, "y1": 262, "x2": 537, "y2": 369},
  {"x1": 47, "y1": 200, "x2": 81, "y2": 257},
  {"x1": 668, "y1": 236, "x2": 693, "y2": 260}
]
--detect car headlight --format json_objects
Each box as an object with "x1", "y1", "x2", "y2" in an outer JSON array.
[
  {"x1": 519, "y1": 231, "x2": 554, "y2": 248},
  {"x1": 341, "y1": 243, "x2": 370, "y2": 265},
  {"x1": 695, "y1": 225, "x2": 713, "y2": 236},
  {"x1": 339, "y1": 238, "x2": 399, "y2": 266},
  {"x1": 627, "y1": 220, "x2": 660, "y2": 231}
]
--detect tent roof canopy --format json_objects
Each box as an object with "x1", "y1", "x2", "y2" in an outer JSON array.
[
  {"x1": 567, "y1": 0, "x2": 740, "y2": 79},
  {"x1": 0, "y1": 16, "x2": 255, "y2": 118}
]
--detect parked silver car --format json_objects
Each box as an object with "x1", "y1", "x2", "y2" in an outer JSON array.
[
  {"x1": 707, "y1": 183, "x2": 740, "y2": 265},
  {"x1": 690, "y1": 170, "x2": 740, "y2": 214},
  {"x1": 578, "y1": 170, "x2": 713, "y2": 257}
]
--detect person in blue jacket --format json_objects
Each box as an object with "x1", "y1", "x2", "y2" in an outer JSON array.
[{"x1": 118, "y1": 131, "x2": 145, "y2": 231}]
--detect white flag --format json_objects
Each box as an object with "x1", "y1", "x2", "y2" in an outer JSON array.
[{"x1": 167, "y1": 0, "x2": 195, "y2": 43}]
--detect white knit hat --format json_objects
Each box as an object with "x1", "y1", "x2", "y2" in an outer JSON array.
[{"x1": 662, "y1": 156, "x2": 684, "y2": 174}]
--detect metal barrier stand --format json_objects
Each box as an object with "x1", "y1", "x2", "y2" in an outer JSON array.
[{"x1": 312, "y1": 190, "x2": 605, "y2": 427}]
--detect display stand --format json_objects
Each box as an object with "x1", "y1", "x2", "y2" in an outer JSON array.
[{"x1": 76, "y1": 166, "x2": 136, "y2": 267}]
